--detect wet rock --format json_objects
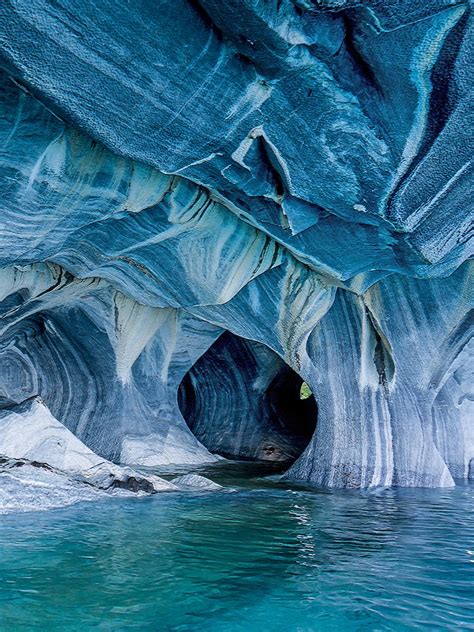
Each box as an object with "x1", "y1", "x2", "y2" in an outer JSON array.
[
  {"x1": 171, "y1": 474, "x2": 223, "y2": 491},
  {"x1": 0, "y1": 398, "x2": 175, "y2": 493},
  {"x1": 0, "y1": 455, "x2": 104, "y2": 514}
]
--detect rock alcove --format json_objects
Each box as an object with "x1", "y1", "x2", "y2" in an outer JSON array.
[{"x1": 178, "y1": 332, "x2": 317, "y2": 464}]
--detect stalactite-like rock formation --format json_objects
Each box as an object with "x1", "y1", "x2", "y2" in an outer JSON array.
[{"x1": 0, "y1": 0, "x2": 472, "y2": 497}]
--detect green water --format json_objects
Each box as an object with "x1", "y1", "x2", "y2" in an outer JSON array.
[{"x1": 1, "y1": 463, "x2": 473, "y2": 631}]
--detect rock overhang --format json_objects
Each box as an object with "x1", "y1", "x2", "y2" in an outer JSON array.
[{"x1": 0, "y1": 0, "x2": 472, "y2": 495}]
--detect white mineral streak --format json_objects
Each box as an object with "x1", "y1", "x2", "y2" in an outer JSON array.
[
  {"x1": 0, "y1": 263, "x2": 61, "y2": 303},
  {"x1": 113, "y1": 292, "x2": 172, "y2": 384},
  {"x1": 0, "y1": 1, "x2": 472, "y2": 501}
]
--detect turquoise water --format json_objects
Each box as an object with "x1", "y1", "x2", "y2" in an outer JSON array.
[{"x1": 1, "y1": 464, "x2": 473, "y2": 631}]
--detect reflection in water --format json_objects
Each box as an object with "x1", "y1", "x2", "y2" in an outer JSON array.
[{"x1": 1, "y1": 465, "x2": 473, "y2": 631}]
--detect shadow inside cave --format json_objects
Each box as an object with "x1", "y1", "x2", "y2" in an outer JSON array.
[{"x1": 178, "y1": 332, "x2": 317, "y2": 467}]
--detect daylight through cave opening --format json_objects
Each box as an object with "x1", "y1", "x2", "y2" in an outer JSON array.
[{"x1": 178, "y1": 332, "x2": 317, "y2": 465}]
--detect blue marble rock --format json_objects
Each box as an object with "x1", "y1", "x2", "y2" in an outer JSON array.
[
  {"x1": 179, "y1": 332, "x2": 318, "y2": 462},
  {"x1": 0, "y1": 0, "x2": 472, "y2": 501}
]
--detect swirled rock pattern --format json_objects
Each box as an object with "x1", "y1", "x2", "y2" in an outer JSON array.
[
  {"x1": 179, "y1": 332, "x2": 317, "y2": 462},
  {"x1": 0, "y1": 1, "x2": 472, "y2": 494}
]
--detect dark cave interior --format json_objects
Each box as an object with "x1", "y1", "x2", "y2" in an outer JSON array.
[{"x1": 179, "y1": 332, "x2": 317, "y2": 465}]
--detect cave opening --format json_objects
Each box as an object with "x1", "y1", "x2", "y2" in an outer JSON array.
[{"x1": 178, "y1": 331, "x2": 317, "y2": 467}]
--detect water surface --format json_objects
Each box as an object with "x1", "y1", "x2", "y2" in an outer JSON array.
[{"x1": 1, "y1": 464, "x2": 473, "y2": 631}]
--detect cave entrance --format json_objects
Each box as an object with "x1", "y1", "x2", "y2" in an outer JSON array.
[{"x1": 178, "y1": 332, "x2": 317, "y2": 466}]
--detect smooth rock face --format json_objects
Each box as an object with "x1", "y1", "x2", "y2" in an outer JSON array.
[
  {"x1": 0, "y1": 1, "x2": 472, "y2": 494},
  {"x1": 170, "y1": 474, "x2": 223, "y2": 491},
  {"x1": 0, "y1": 398, "x2": 174, "y2": 493}
]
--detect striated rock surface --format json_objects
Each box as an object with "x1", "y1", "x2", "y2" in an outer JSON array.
[
  {"x1": 179, "y1": 332, "x2": 317, "y2": 462},
  {"x1": 0, "y1": 1, "x2": 472, "y2": 496}
]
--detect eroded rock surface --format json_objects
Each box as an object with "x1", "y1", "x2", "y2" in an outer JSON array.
[
  {"x1": 0, "y1": 1, "x2": 472, "y2": 495},
  {"x1": 179, "y1": 332, "x2": 317, "y2": 462},
  {"x1": 0, "y1": 398, "x2": 175, "y2": 496},
  {"x1": 0, "y1": 456, "x2": 106, "y2": 514}
]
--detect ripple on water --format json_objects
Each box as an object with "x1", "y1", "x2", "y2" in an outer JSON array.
[{"x1": 1, "y1": 469, "x2": 473, "y2": 631}]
